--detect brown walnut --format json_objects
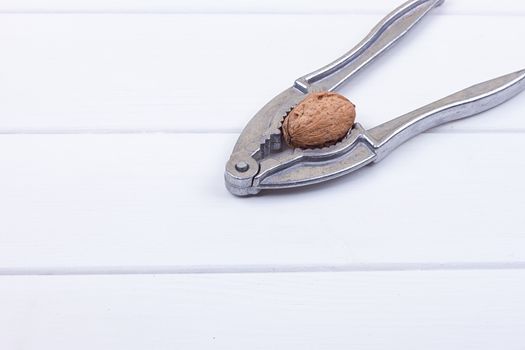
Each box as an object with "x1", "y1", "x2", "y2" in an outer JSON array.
[{"x1": 282, "y1": 92, "x2": 356, "y2": 149}]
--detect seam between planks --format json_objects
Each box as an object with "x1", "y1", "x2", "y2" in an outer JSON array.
[
  {"x1": 3, "y1": 262, "x2": 525, "y2": 276},
  {"x1": 0, "y1": 129, "x2": 524, "y2": 135},
  {"x1": 0, "y1": 11, "x2": 524, "y2": 17}
]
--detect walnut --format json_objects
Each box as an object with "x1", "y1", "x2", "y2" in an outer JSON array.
[{"x1": 282, "y1": 92, "x2": 356, "y2": 149}]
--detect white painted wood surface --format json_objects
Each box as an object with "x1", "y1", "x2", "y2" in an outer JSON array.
[
  {"x1": 2, "y1": 0, "x2": 525, "y2": 15},
  {"x1": 0, "y1": 14, "x2": 524, "y2": 132},
  {"x1": 2, "y1": 271, "x2": 525, "y2": 349},
  {"x1": 1, "y1": 0, "x2": 525, "y2": 347},
  {"x1": 1, "y1": 133, "x2": 525, "y2": 271}
]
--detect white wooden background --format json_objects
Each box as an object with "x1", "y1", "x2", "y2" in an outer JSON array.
[{"x1": 1, "y1": 0, "x2": 525, "y2": 348}]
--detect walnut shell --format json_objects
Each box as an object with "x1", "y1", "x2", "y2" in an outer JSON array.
[{"x1": 282, "y1": 92, "x2": 356, "y2": 149}]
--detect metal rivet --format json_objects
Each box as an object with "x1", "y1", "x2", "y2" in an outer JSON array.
[{"x1": 235, "y1": 161, "x2": 250, "y2": 173}]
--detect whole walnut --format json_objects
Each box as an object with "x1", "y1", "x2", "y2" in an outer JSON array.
[{"x1": 282, "y1": 92, "x2": 356, "y2": 149}]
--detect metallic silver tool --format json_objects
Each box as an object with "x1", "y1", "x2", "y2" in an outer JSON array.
[{"x1": 225, "y1": 0, "x2": 525, "y2": 196}]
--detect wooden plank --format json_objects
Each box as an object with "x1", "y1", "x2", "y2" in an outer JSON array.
[
  {"x1": 1, "y1": 270, "x2": 525, "y2": 349},
  {"x1": 1, "y1": 0, "x2": 525, "y2": 15},
  {"x1": 0, "y1": 132, "x2": 524, "y2": 271},
  {"x1": 0, "y1": 14, "x2": 524, "y2": 133}
]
